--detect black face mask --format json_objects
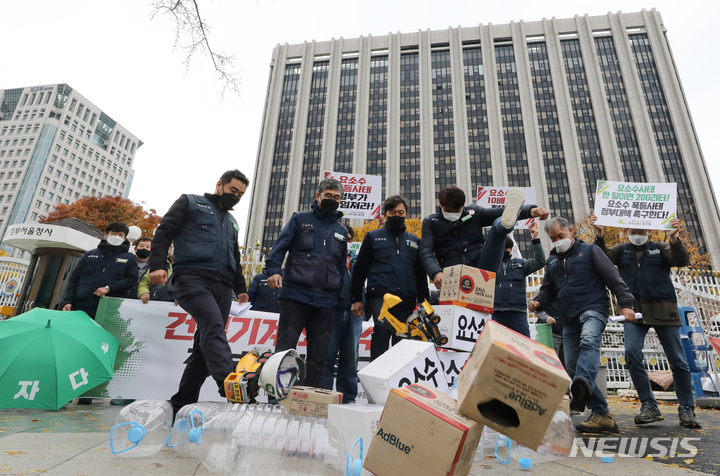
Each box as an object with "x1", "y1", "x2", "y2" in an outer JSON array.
[
  {"x1": 320, "y1": 199, "x2": 339, "y2": 213},
  {"x1": 136, "y1": 249, "x2": 151, "y2": 259},
  {"x1": 387, "y1": 216, "x2": 405, "y2": 231},
  {"x1": 504, "y1": 251, "x2": 511, "y2": 260},
  {"x1": 219, "y1": 193, "x2": 240, "y2": 210}
]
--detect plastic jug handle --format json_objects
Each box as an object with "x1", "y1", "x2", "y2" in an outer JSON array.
[
  {"x1": 110, "y1": 422, "x2": 146, "y2": 454},
  {"x1": 166, "y1": 417, "x2": 187, "y2": 448},
  {"x1": 347, "y1": 437, "x2": 363, "y2": 476},
  {"x1": 494, "y1": 435, "x2": 511, "y2": 464},
  {"x1": 188, "y1": 410, "x2": 205, "y2": 445}
]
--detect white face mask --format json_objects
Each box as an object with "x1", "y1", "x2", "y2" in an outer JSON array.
[
  {"x1": 553, "y1": 237, "x2": 573, "y2": 253},
  {"x1": 628, "y1": 234, "x2": 648, "y2": 246},
  {"x1": 107, "y1": 235, "x2": 124, "y2": 247},
  {"x1": 443, "y1": 211, "x2": 462, "y2": 222}
]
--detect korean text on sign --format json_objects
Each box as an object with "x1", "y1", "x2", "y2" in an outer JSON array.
[
  {"x1": 476, "y1": 187, "x2": 537, "y2": 229},
  {"x1": 323, "y1": 171, "x2": 382, "y2": 219},
  {"x1": 593, "y1": 181, "x2": 677, "y2": 230}
]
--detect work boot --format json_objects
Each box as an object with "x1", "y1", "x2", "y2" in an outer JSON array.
[
  {"x1": 576, "y1": 412, "x2": 619, "y2": 433},
  {"x1": 570, "y1": 376, "x2": 591, "y2": 413},
  {"x1": 501, "y1": 187, "x2": 525, "y2": 229},
  {"x1": 634, "y1": 402, "x2": 664, "y2": 425},
  {"x1": 679, "y1": 405, "x2": 702, "y2": 429}
]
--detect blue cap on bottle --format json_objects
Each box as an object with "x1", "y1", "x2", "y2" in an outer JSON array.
[{"x1": 519, "y1": 457, "x2": 532, "y2": 469}]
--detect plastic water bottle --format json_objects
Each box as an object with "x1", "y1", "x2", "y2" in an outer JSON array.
[
  {"x1": 199, "y1": 403, "x2": 283, "y2": 473},
  {"x1": 166, "y1": 402, "x2": 230, "y2": 458},
  {"x1": 225, "y1": 413, "x2": 362, "y2": 476},
  {"x1": 110, "y1": 400, "x2": 173, "y2": 457}
]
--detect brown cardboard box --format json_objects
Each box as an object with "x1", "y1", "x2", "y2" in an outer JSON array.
[
  {"x1": 457, "y1": 320, "x2": 571, "y2": 450},
  {"x1": 364, "y1": 383, "x2": 483, "y2": 476},
  {"x1": 439, "y1": 265, "x2": 496, "y2": 313},
  {"x1": 279, "y1": 386, "x2": 342, "y2": 419}
]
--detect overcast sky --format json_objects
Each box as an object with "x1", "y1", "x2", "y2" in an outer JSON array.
[{"x1": 3, "y1": 0, "x2": 718, "y2": 242}]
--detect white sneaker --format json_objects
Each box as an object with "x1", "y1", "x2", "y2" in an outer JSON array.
[{"x1": 501, "y1": 187, "x2": 525, "y2": 229}]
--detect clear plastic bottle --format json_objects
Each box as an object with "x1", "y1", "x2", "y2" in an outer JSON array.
[
  {"x1": 199, "y1": 403, "x2": 283, "y2": 473},
  {"x1": 225, "y1": 413, "x2": 361, "y2": 476},
  {"x1": 110, "y1": 400, "x2": 173, "y2": 457},
  {"x1": 511, "y1": 410, "x2": 574, "y2": 464},
  {"x1": 166, "y1": 402, "x2": 230, "y2": 458}
]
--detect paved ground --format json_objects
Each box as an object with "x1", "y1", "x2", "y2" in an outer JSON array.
[{"x1": 0, "y1": 396, "x2": 717, "y2": 476}]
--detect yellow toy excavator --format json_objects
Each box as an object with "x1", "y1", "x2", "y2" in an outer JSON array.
[{"x1": 377, "y1": 293, "x2": 448, "y2": 347}]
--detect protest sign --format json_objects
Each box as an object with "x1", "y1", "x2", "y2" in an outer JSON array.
[
  {"x1": 593, "y1": 181, "x2": 676, "y2": 230},
  {"x1": 323, "y1": 171, "x2": 382, "y2": 219},
  {"x1": 476, "y1": 186, "x2": 536, "y2": 229}
]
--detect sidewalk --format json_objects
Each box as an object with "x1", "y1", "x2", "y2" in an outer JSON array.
[{"x1": 0, "y1": 399, "x2": 714, "y2": 476}]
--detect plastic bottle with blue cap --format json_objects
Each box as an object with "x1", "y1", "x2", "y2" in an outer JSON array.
[
  {"x1": 166, "y1": 402, "x2": 232, "y2": 458},
  {"x1": 110, "y1": 400, "x2": 173, "y2": 457}
]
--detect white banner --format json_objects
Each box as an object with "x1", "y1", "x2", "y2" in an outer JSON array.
[
  {"x1": 89, "y1": 298, "x2": 471, "y2": 402},
  {"x1": 593, "y1": 181, "x2": 677, "y2": 230},
  {"x1": 476, "y1": 186, "x2": 537, "y2": 229},
  {"x1": 323, "y1": 171, "x2": 382, "y2": 219}
]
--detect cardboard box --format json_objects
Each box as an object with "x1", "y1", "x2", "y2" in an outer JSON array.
[
  {"x1": 328, "y1": 404, "x2": 383, "y2": 476},
  {"x1": 457, "y1": 320, "x2": 571, "y2": 450},
  {"x1": 358, "y1": 340, "x2": 449, "y2": 405},
  {"x1": 439, "y1": 265, "x2": 496, "y2": 313},
  {"x1": 437, "y1": 350, "x2": 471, "y2": 386},
  {"x1": 435, "y1": 305, "x2": 490, "y2": 351},
  {"x1": 364, "y1": 383, "x2": 483, "y2": 476},
  {"x1": 279, "y1": 386, "x2": 342, "y2": 418}
]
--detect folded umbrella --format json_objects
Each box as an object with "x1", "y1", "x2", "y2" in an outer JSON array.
[{"x1": 0, "y1": 308, "x2": 119, "y2": 410}]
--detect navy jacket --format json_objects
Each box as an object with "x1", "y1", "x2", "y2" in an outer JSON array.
[
  {"x1": 149, "y1": 193, "x2": 247, "y2": 295},
  {"x1": 419, "y1": 203, "x2": 536, "y2": 280},
  {"x1": 265, "y1": 200, "x2": 348, "y2": 309},
  {"x1": 351, "y1": 224, "x2": 429, "y2": 303},
  {"x1": 63, "y1": 240, "x2": 138, "y2": 317},
  {"x1": 535, "y1": 239, "x2": 634, "y2": 325},
  {"x1": 494, "y1": 238, "x2": 546, "y2": 312},
  {"x1": 615, "y1": 241, "x2": 677, "y2": 302},
  {"x1": 248, "y1": 272, "x2": 281, "y2": 313}
]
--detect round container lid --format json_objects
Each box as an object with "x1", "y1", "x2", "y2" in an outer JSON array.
[
  {"x1": 601, "y1": 456, "x2": 614, "y2": 463},
  {"x1": 519, "y1": 457, "x2": 532, "y2": 469}
]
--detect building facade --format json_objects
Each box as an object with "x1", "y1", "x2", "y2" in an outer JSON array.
[
  {"x1": 246, "y1": 9, "x2": 720, "y2": 266},
  {"x1": 0, "y1": 84, "x2": 141, "y2": 258}
]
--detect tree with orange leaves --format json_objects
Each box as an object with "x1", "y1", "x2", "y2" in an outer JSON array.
[
  {"x1": 574, "y1": 214, "x2": 711, "y2": 270},
  {"x1": 39, "y1": 195, "x2": 163, "y2": 238}
]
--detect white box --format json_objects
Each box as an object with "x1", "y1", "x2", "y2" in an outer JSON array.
[
  {"x1": 358, "y1": 340, "x2": 449, "y2": 405},
  {"x1": 328, "y1": 404, "x2": 383, "y2": 476},
  {"x1": 435, "y1": 305, "x2": 490, "y2": 351},
  {"x1": 437, "y1": 350, "x2": 471, "y2": 387}
]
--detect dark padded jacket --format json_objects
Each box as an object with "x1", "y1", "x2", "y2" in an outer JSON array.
[
  {"x1": 63, "y1": 240, "x2": 138, "y2": 317},
  {"x1": 149, "y1": 193, "x2": 247, "y2": 295},
  {"x1": 419, "y1": 203, "x2": 536, "y2": 279},
  {"x1": 248, "y1": 272, "x2": 281, "y2": 313}
]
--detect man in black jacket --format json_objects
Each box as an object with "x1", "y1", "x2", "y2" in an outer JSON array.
[
  {"x1": 351, "y1": 195, "x2": 429, "y2": 360},
  {"x1": 149, "y1": 170, "x2": 250, "y2": 415},
  {"x1": 530, "y1": 216, "x2": 635, "y2": 433},
  {"x1": 420, "y1": 186, "x2": 549, "y2": 288},
  {"x1": 248, "y1": 271, "x2": 281, "y2": 313},
  {"x1": 62, "y1": 221, "x2": 138, "y2": 319}
]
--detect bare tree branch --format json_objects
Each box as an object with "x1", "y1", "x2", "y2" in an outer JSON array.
[{"x1": 150, "y1": 0, "x2": 240, "y2": 97}]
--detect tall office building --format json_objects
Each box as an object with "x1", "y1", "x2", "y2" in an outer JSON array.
[
  {"x1": 0, "y1": 84, "x2": 141, "y2": 258},
  {"x1": 246, "y1": 9, "x2": 720, "y2": 267}
]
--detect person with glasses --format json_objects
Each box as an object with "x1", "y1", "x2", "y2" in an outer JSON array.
[
  {"x1": 350, "y1": 195, "x2": 429, "y2": 360},
  {"x1": 266, "y1": 179, "x2": 349, "y2": 387}
]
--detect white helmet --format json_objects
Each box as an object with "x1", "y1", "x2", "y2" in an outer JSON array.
[{"x1": 258, "y1": 349, "x2": 305, "y2": 401}]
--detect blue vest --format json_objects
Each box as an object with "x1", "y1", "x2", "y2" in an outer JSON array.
[
  {"x1": 545, "y1": 241, "x2": 609, "y2": 320},
  {"x1": 617, "y1": 241, "x2": 677, "y2": 302},
  {"x1": 366, "y1": 226, "x2": 421, "y2": 299},
  {"x1": 494, "y1": 258, "x2": 527, "y2": 309},
  {"x1": 427, "y1": 208, "x2": 485, "y2": 269},
  {"x1": 284, "y1": 210, "x2": 347, "y2": 293},
  {"x1": 172, "y1": 194, "x2": 239, "y2": 283}
]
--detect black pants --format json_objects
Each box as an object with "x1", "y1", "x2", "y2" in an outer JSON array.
[
  {"x1": 170, "y1": 274, "x2": 234, "y2": 414},
  {"x1": 367, "y1": 296, "x2": 416, "y2": 361},
  {"x1": 275, "y1": 298, "x2": 333, "y2": 388}
]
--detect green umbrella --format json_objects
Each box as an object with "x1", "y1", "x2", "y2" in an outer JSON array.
[{"x1": 0, "y1": 308, "x2": 119, "y2": 410}]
